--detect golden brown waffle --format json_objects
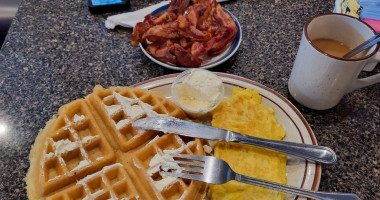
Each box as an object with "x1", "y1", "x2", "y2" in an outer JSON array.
[
  {"x1": 26, "y1": 85, "x2": 207, "y2": 200},
  {"x1": 47, "y1": 163, "x2": 139, "y2": 200},
  {"x1": 88, "y1": 85, "x2": 187, "y2": 151},
  {"x1": 131, "y1": 134, "x2": 207, "y2": 200}
]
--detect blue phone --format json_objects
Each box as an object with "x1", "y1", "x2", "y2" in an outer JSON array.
[{"x1": 88, "y1": 0, "x2": 130, "y2": 14}]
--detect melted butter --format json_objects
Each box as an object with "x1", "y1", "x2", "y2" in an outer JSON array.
[
  {"x1": 103, "y1": 91, "x2": 168, "y2": 130},
  {"x1": 52, "y1": 139, "x2": 78, "y2": 155}
]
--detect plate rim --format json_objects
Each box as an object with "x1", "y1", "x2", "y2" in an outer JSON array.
[
  {"x1": 139, "y1": 4, "x2": 242, "y2": 71},
  {"x1": 131, "y1": 73, "x2": 322, "y2": 196}
]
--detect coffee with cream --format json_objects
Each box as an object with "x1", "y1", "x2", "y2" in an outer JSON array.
[{"x1": 312, "y1": 38, "x2": 358, "y2": 59}]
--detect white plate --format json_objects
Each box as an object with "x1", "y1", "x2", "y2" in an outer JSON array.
[
  {"x1": 139, "y1": 4, "x2": 242, "y2": 71},
  {"x1": 132, "y1": 73, "x2": 321, "y2": 200}
]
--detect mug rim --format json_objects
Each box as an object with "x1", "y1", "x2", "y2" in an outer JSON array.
[{"x1": 304, "y1": 13, "x2": 379, "y2": 61}]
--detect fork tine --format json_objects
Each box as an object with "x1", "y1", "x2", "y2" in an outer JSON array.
[
  {"x1": 163, "y1": 158, "x2": 204, "y2": 168},
  {"x1": 168, "y1": 153, "x2": 208, "y2": 162},
  {"x1": 161, "y1": 164, "x2": 205, "y2": 174},
  {"x1": 161, "y1": 171, "x2": 205, "y2": 182}
]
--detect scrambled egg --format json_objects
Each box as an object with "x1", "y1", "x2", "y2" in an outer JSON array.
[{"x1": 208, "y1": 88, "x2": 287, "y2": 200}]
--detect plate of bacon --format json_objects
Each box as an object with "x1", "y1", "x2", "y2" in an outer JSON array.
[{"x1": 130, "y1": 0, "x2": 242, "y2": 70}]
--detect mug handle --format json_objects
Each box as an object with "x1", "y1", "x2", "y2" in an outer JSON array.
[
  {"x1": 363, "y1": 49, "x2": 380, "y2": 71},
  {"x1": 348, "y1": 51, "x2": 380, "y2": 92}
]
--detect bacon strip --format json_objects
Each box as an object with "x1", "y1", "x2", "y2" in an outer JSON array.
[
  {"x1": 130, "y1": 0, "x2": 238, "y2": 67},
  {"x1": 167, "y1": 0, "x2": 190, "y2": 15}
]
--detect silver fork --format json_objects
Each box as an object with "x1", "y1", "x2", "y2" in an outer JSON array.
[{"x1": 162, "y1": 154, "x2": 361, "y2": 200}]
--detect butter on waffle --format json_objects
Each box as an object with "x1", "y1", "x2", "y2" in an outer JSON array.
[
  {"x1": 130, "y1": 134, "x2": 207, "y2": 200},
  {"x1": 26, "y1": 85, "x2": 207, "y2": 200},
  {"x1": 88, "y1": 85, "x2": 187, "y2": 151},
  {"x1": 47, "y1": 163, "x2": 139, "y2": 200}
]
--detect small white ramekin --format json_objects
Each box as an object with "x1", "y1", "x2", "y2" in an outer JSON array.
[{"x1": 171, "y1": 69, "x2": 224, "y2": 118}]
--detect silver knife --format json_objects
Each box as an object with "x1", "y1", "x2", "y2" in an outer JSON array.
[{"x1": 133, "y1": 117, "x2": 337, "y2": 164}]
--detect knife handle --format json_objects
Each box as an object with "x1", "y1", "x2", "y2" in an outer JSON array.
[{"x1": 228, "y1": 131, "x2": 337, "y2": 164}]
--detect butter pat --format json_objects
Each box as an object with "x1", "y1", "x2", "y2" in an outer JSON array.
[
  {"x1": 148, "y1": 152, "x2": 181, "y2": 191},
  {"x1": 53, "y1": 139, "x2": 78, "y2": 155},
  {"x1": 172, "y1": 69, "x2": 224, "y2": 117},
  {"x1": 72, "y1": 159, "x2": 90, "y2": 171}
]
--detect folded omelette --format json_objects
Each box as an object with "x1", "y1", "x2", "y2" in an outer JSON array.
[{"x1": 209, "y1": 88, "x2": 287, "y2": 200}]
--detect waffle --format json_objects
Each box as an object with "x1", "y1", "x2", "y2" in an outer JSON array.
[
  {"x1": 130, "y1": 134, "x2": 207, "y2": 200},
  {"x1": 26, "y1": 85, "x2": 207, "y2": 200},
  {"x1": 47, "y1": 163, "x2": 138, "y2": 200}
]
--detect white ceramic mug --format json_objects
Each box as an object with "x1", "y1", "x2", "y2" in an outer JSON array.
[{"x1": 288, "y1": 13, "x2": 380, "y2": 110}]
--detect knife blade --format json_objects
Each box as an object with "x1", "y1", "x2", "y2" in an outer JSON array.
[{"x1": 133, "y1": 117, "x2": 338, "y2": 164}]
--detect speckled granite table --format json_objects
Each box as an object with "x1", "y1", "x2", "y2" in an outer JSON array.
[{"x1": 0, "y1": 0, "x2": 379, "y2": 199}]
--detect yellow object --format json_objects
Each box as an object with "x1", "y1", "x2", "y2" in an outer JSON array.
[
  {"x1": 209, "y1": 88, "x2": 287, "y2": 200},
  {"x1": 26, "y1": 85, "x2": 207, "y2": 200},
  {"x1": 341, "y1": 0, "x2": 361, "y2": 18}
]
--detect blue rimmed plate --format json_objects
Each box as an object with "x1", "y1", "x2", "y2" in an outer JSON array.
[{"x1": 139, "y1": 4, "x2": 242, "y2": 71}]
